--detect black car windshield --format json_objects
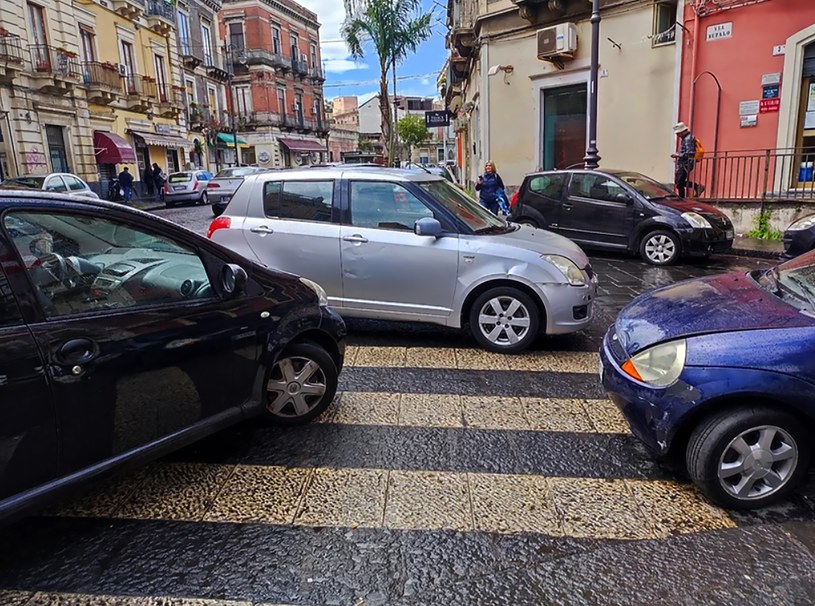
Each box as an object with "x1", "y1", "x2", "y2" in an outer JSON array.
[
  {"x1": 0, "y1": 177, "x2": 46, "y2": 189},
  {"x1": 615, "y1": 172, "x2": 678, "y2": 200},
  {"x1": 417, "y1": 179, "x2": 506, "y2": 232}
]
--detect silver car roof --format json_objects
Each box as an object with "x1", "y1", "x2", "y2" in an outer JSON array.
[{"x1": 241, "y1": 167, "x2": 446, "y2": 184}]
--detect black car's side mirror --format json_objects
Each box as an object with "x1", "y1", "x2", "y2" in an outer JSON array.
[
  {"x1": 415, "y1": 217, "x2": 443, "y2": 237},
  {"x1": 221, "y1": 263, "x2": 248, "y2": 296},
  {"x1": 616, "y1": 192, "x2": 634, "y2": 204}
]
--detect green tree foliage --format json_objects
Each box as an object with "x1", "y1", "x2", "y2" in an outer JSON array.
[
  {"x1": 397, "y1": 114, "x2": 429, "y2": 158},
  {"x1": 342, "y1": 0, "x2": 432, "y2": 165}
]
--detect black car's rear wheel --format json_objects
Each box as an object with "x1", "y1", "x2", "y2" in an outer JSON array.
[
  {"x1": 640, "y1": 230, "x2": 680, "y2": 265},
  {"x1": 264, "y1": 342, "x2": 338, "y2": 425},
  {"x1": 515, "y1": 217, "x2": 539, "y2": 228},
  {"x1": 468, "y1": 286, "x2": 540, "y2": 353},
  {"x1": 686, "y1": 406, "x2": 810, "y2": 509}
]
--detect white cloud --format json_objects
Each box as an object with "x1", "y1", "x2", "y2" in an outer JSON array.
[
  {"x1": 324, "y1": 59, "x2": 369, "y2": 74},
  {"x1": 296, "y1": 0, "x2": 357, "y2": 63},
  {"x1": 421, "y1": 78, "x2": 430, "y2": 86}
]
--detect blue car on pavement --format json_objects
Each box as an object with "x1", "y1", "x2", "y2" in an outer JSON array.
[{"x1": 600, "y1": 250, "x2": 815, "y2": 509}]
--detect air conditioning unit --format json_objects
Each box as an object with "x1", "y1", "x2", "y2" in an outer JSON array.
[
  {"x1": 118, "y1": 63, "x2": 128, "y2": 76},
  {"x1": 537, "y1": 23, "x2": 578, "y2": 60}
]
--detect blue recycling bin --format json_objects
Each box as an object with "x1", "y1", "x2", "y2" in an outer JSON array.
[{"x1": 800, "y1": 162, "x2": 814, "y2": 182}]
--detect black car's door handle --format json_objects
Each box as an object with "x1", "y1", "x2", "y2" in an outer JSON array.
[{"x1": 56, "y1": 338, "x2": 98, "y2": 365}]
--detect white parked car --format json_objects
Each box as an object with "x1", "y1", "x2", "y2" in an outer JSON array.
[
  {"x1": 208, "y1": 167, "x2": 598, "y2": 352},
  {"x1": 0, "y1": 173, "x2": 100, "y2": 199}
]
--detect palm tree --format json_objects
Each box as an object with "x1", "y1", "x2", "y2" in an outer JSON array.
[{"x1": 342, "y1": 0, "x2": 432, "y2": 166}]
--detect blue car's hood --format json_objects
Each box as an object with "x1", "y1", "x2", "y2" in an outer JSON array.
[{"x1": 616, "y1": 272, "x2": 815, "y2": 355}]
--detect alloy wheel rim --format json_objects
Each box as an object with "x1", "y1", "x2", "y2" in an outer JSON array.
[
  {"x1": 266, "y1": 355, "x2": 327, "y2": 417},
  {"x1": 645, "y1": 235, "x2": 676, "y2": 263},
  {"x1": 717, "y1": 424, "x2": 798, "y2": 500},
  {"x1": 478, "y1": 296, "x2": 531, "y2": 346}
]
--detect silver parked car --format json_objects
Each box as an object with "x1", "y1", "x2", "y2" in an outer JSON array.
[
  {"x1": 0, "y1": 173, "x2": 100, "y2": 199},
  {"x1": 163, "y1": 170, "x2": 213, "y2": 208},
  {"x1": 209, "y1": 166, "x2": 269, "y2": 217},
  {"x1": 208, "y1": 168, "x2": 597, "y2": 352}
]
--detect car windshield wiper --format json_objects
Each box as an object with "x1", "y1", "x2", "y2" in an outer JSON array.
[
  {"x1": 761, "y1": 266, "x2": 781, "y2": 295},
  {"x1": 782, "y1": 273, "x2": 815, "y2": 309}
]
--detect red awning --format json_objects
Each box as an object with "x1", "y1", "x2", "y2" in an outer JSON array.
[
  {"x1": 278, "y1": 138, "x2": 326, "y2": 153},
  {"x1": 93, "y1": 131, "x2": 137, "y2": 164}
]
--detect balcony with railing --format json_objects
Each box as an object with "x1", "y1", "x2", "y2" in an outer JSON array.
[
  {"x1": 121, "y1": 73, "x2": 155, "y2": 111},
  {"x1": 450, "y1": 0, "x2": 476, "y2": 57},
  {"x1": 291, "y1": 58, "x2": 308, "y2": 78},
  {"x1": 146, "y1": 0, "x2": 176, "y2": 35},
  {"x1": 241, "y1": 48, "x2": 289, "y2": 71},
  {"x1": 309, "y1": 65, "x2": 325, "y2": 82},
  {"x1": 204, "y1": 53, "x2": 228, "y2": 81},
  {"x1": 246, "y1": 111, "x2": 282, "y2": 127},
  {"x1": 0, "y1": 33, "x2": 24, "y2": 83},
  {"x1": 691, "y1": 148, "x2": 815, "y2": 204},
  {"x1": 28, "y1": 45, "x2": 81, "y2": 92},
  {"x1": 81, "y1": 61, "x2": 121, "y2": 103},
  {"x1": 111, "y1": 0, "x2": 145, "y2": 20}
]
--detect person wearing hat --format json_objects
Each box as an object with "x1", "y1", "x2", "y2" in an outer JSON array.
[{"x1": 670, "y1": 122, "x2": 703, "y2": 198}]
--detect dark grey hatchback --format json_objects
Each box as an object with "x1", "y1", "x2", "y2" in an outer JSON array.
[
  {"x1": 509, "y1": 169, "x2": 734, "y2": 265},
  {"x1": 0, "y1": 191, "x2": 345, "y2": 523}
]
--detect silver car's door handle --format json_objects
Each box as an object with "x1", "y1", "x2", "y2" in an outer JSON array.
[
  {"x1": 342, "y1": 234, "x2": 368, "y2": 243},
  {"x1": 250, "y1": 225, "x2": 274, "y2": 234}
]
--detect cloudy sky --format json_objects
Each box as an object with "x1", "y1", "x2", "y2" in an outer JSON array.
[{"x1": 297, "y1": 0, "x2": 447, "y2": 104}]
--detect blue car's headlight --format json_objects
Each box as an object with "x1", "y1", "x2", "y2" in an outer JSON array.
[
  {"x1": 621, "y1": 339, "x2": 687, "y2": 387},
  {"x1": 787, "y1": 215, "x2": 815, "y2": 231}
]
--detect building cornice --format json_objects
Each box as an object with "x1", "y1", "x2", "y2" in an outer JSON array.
[{"x1": 221, "y1": 0, "x2": 319, "y2": 29}]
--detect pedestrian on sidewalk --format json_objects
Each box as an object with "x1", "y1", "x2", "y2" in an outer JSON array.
[
  {"x1": 142, "y1": 165, "x2": 154, "y2": 198},
  {"x1": 152, "y1": 163, "x2": 166, "y2": 201},
  {"x1": 117, "y1": 166, "x2": 134, "y2": 203},
  {"x1": 671, "y1": 122, "x2": 704, "y2": 198},
  {"x1": 475, "y1": 161, "x2": 505, "y2": 214}
]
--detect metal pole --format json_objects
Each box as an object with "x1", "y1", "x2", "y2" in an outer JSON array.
[
  {"x1": 583, "y1": 0, "x2": 601, "y2": 169},
  {"x1": 1, "y1": 110, "x2": 18, "y2": 176},
  {"x1": 392, "y1": 57, "x2": 398, "y2": 166},
  {"x1": 226, "y1": 44, "x2": 239, "y2": 166}
]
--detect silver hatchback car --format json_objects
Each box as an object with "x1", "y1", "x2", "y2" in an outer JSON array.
[{"x1": 208, "y1": 168, "x2": 597, "y2": 352}]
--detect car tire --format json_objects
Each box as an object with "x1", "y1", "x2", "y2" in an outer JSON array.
[
  {"x1": 264, "y1": 342, "x2": 338, "y2": 425},
  {"x1": 200, "y1": 191, "x2": 208, "y2": 206},
  {"x1": 468, "y1": 286, "x2": 541, "y2": 353},
  {"x1": 516, "y1": 218, "x2": 539, "y2": 228},
  {"x1": 639, "y1": 230, "x2": 680, "y2": 266},
  {"x1": 686, "y1": 406, "x2": 810, "y2": 509}
]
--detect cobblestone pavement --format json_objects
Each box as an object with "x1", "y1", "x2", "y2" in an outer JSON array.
[{"x1": 1, "y1": 205, "x2": 813, "y2": 606}]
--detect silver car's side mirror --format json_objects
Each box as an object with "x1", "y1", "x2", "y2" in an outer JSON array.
[{"x1": 414, "y1": 217, "x2": 443, "y2": 237}]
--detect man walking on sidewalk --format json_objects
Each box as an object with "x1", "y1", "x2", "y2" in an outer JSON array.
[
  {"x1": 117, "y1": 166, "x2": 134, "y2": 203},
  {"x1": 671, "y1": 122, "x2": 704, "y2": 198}
]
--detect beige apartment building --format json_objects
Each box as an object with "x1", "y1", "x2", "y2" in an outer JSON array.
[{"x1": 444, "y1": 0, "x2": 680, "y2": 192}]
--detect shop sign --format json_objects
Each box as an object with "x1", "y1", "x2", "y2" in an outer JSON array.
[
  {"x1": 706, "y1": 22, "x2": 732, "y2": 41},
  {"x1": 762, "y1": 85, "x2": 780, "y2": 99},
  {"x1": 740, "y1": 115, "x2": 757, "y2": 128},
  {"x1": 759, "y1": 98, "x2": 780, "y2": 113},
  {"x1": 155, "y1": 124, "x2": 171, "y2": 134},
  {"x1": 739, "y1": 100, "x2": 760, "y2": 116}
]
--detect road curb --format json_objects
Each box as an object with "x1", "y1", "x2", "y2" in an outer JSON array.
[{"x1": 729, "y1": 247, "x2": 783, "y2": 260}]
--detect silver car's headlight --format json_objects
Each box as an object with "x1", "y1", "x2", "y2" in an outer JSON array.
[
  {"x1": 621, "y1": 339, "x2": 687, "y2": 388},
  {"x1": 787, "y1": 215, "x2": 815, "y2": 231},
  {"x1": 299, "y1": 277, "x2": 328, "y2": 306},
  {"x1": 540, "y1": 254, "x2": 586, "y2": 286},
  {"x1": 681, "y1": 212, "x2": 712, "y2": 229}
]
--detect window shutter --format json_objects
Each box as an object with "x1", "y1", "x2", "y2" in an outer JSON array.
[{"x1": 804, "y1": 43, "x2": 815, "y2": 77}]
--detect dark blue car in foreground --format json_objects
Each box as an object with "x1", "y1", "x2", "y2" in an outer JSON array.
[{"x1": 601, "y1": 251, "x2": 815, "y2": 509}]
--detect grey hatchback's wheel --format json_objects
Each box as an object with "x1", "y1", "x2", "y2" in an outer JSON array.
[
  {"x1": 468, "y1": 286, "x2": 540, "y2": 353},
  {"x1": 200, "y1": 191, "x2": 208, "y2": 205},
  {"x1": 686, "y1": 407, "x2": 810, "y2": 509},
  {"x1": 640, "y1": 230, "x2": 680, "y2": 265},
  {"x1": 265, "y1": 342, "x2": 338, "y2": 425}
]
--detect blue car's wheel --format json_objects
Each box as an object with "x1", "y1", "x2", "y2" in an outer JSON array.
[{"x1": 687, "y1": 407, "x2": 811, "y2": 509}]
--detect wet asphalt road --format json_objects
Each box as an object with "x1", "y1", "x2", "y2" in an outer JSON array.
[{"x1": 1, "y1": 204, "x2": 815, "y2": 606}]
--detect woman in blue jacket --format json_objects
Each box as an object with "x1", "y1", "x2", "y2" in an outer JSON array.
[{"x1": 475, "y1": 161, "x2": 505, "y2": 214}]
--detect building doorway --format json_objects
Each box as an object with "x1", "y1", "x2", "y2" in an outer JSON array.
[
  {"x1": 541, "y1": 84, "x2": 587, "y2": 170},
  {"x1": 45, "y1": 125, "x2": 69, "y2": 172}
]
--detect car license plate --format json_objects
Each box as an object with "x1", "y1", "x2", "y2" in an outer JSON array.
[{"x1": 726, "y1": 229, "x2": 734, "y2": 239}]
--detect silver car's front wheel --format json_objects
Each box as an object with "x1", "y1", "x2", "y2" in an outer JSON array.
[
  {"x1": 265, "y1": 342, "x2": 338, "y2": 425},
  {"x1": 469, "y1": 287, "x2": 540, "y2": 353}
]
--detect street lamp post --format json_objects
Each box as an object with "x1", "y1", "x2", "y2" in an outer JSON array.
[{"x1": 583, "y1": 0, "x2": 601, "y2": 170}]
